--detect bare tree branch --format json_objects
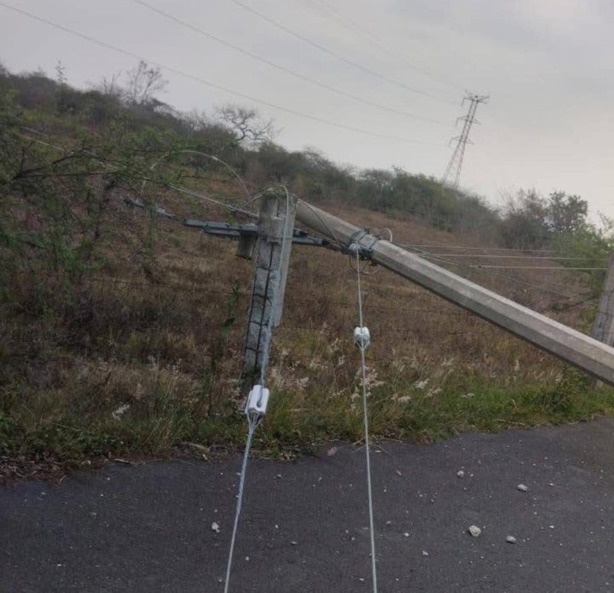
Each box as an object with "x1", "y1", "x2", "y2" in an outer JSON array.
[
  {"x1": 95, "y1": 72, "x2": 123, "y2": 100},
  {"x1": 214, "y1": 104, "x2": 277, "y2": 147},
  {"x1": 124, "y1": 61, "x2": 168, "y2": 106}
]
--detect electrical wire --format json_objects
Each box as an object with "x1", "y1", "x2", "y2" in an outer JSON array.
[
  {"x1": 353, "y1": 246, "x2": 379, "y2": 593},
  {"x1": 472, "y1": 265, "x2": 607, "y2": 271},
  {"x1": 223, "y1": 415, "x2": 258, "y2": 593},
  {"x1": 392, "y1": 240, "x2": 599, "y2": 298},
  {"x1": 393, "y1": 241, "x2": 558, "y2": 253},
  {"x1": 419, "y1": 253, "x2": 608, "y2": 272},
  {"x1": 19, "y1": 128, "x2": 260, "y2": 219},
  {"x1": 19, "y1": 127, "x2": 352, "y2": 258},
  {"x1": 130, "y1": 0, "x2": 452, "y2": 126},
  {"x1": 0, "y1": 2, "x2": 446, "y2": 146},
  {"x1": 16, "y1": 128, "x2": 599, "y2": 306},
  {"x1": 227, "y1": 0, "x2": 457, "y2": 105},
  {"x1": 296, "y1": 199, "x2": 346, "y2": 248},
  {"x1": 299, "y1": 0, "x2": 465, "y2": 96},
  {"x1": 141, "y1": 149, "x2": 252, "y2": 202},
  {"x1": 411, "y1": 253, "x2": 607, "y2": 261},
  {"x1": 170, "y1": 184, "x2": 257, "y2": 218},
  {"x1": 419, "y1": 252, "x2": 584, "y2": 300}
]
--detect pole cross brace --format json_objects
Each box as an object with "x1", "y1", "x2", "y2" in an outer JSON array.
[
  {"x1": 123, "y1": 198, "x2": 335, "y2": 250},
  {"x1": 184, "y1": 220, "x2": 332, "y2": 248}
]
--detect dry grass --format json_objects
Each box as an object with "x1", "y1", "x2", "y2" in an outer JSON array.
[{"x1": 1, "y1": 194, "x2": 613, "y2": 479}]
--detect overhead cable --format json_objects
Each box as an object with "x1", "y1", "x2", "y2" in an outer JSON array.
[
  {"x1": 0, "y1": 2, "x2": 445, "y2": 145},
  {"x1": 18, "y1": 128, "x2": 260, "y2": 219},
  {"x1": 227, "y1": 0, "x2": 457, "y2": 105},
  {"x1": 131, "y1": 0, "x2": 451, "y2": 126},
  {"x1": 433, "y1": 262, "x2": 608, "y2": 271},
  {"x1": 420, "y1": 252, "x2": 585, "y2": 300},
  {"x1": 415, "y1": 253, "x2": 608, "y2": 261},
  {"x1": 351, "y1": 246, "x2": 379, "y2": 593},
  {"x1": 300, "y1": 0, "x2": 464, "y2": 96},
  {"x1": 393, "y1": 241, "x2": 558, "y2": 253}
]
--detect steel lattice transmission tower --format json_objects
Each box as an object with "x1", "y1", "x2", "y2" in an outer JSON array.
[{"x1": 442, "y1": 93, "x2": 489, "y2": 188}]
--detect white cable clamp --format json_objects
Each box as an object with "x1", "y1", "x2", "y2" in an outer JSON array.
[
  {"x1": 245, "y1": 385, "x2": 269, "y2": 420},
  {"x1": 354, "y1": 326, "x2": 371, "y2": 350}
]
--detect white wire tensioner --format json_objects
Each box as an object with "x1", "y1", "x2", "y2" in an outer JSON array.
[
  {"x1": 245, "y1": 384, "x2": 269, "y2": 421},
  {"x1": 354, "y1": 326, "x2": 371, "y2": 350}
]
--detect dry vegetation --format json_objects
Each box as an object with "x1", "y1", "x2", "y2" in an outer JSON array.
[
  {"x1": 6, "y1": 193, "x2": 612, "y2": 481},
  {"x1": 1, "y1": 67, "x2": 613, "y2": 481}
]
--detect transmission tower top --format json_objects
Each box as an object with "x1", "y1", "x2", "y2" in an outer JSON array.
[{"x1": 442, "y1": 93, "x2": 489, "y2": 188}]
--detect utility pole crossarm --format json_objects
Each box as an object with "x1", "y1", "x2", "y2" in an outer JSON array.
[
  {"x1": 124, "y1": 197, "x2": 331, "y2": 247},
  {"x1": 295, "y1": 201, "x2": 614, "y2": 387}
]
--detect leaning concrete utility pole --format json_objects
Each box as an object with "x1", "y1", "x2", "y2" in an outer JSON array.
[
  {"x1": 295, "y1": 201, "x2": 614, "y2": 387},
  {"x1": 242, "y1": 190, "x2": 296, "y2": 385}
]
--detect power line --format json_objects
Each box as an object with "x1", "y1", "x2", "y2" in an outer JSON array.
[
  {"x1": 19, "y1": 129, "x2": 594, "y2": 310},
  {"x1": 227, "y1": 0, "x2": 456, "y2": 106},
  {"x1": 419, "y1": 252, "x2": 586, "y2": 300},
  {"x1": 395, "y1": 242, "x2": 586, "y2": 298},
  {"x1": 0, "y1": 2, "x2": 445, "y2": 146},
  {"x1": 413, "y1": 253, "x2": 608, "y2": 261},
  {"x1": 130, "y1": 0, "x2": 451, "y2": 127},
  {"x1": 394, "y1": 242, "x2": 558, "y2": 253},
  {"x1": 418, "y1": 251, "x2": 607, "y2": 270},
  {"x1": 351, "y1": 247, "x2": 379, "y2": 593},
  {"x1": 18, "y1": 121, "x2": 596, "y2": 308},
  {"x1": 299, "y1": 0, "x2": 464, "y2": 97},
  {"x1": 453, "y1": 265, "x2": 608, "y2": 271},
  {"x1": 19, "y1": 128, "x2": 260, "y2": 219}
]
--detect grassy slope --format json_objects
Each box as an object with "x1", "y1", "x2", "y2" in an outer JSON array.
[
  {"x1": 3, "y1": 193, "x2": 613, "y2": 481},
  {"x1": 1, "y1": 92, "x2": 613, "y2": 481}
]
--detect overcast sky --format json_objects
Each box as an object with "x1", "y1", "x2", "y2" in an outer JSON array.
[{"x1": 1, "y1": 0, "x2": 613, "y2": 221}]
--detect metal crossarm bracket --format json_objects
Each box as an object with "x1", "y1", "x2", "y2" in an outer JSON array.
[
  {"x1": 185, "y1": 219, "x2": 332, "y2": 248},
  {"x1": 183, "y1": 220, "x2": 256, "y2": 237},
  {"x1": 123, "y1": 196, "x2": 335, "y2": 250},
  {"x1": 124, "y1": 197, "x2": 177, "y2": 219},
  {"x1": 348, "y1": 228, "x2": 379, "y2": 259}
]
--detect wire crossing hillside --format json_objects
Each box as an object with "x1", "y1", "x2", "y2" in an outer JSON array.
[{"x1": 295, "y1": 201, "x2": 614, "y2": 387}]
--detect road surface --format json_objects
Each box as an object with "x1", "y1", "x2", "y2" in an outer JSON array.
[{"x1": 2, "y1": 419, "x2": 614, "y2": 592}]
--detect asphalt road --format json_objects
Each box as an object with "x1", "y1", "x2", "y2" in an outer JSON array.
[{"x1": 2, "y1": 419, "x2": 614, "y2": 593}]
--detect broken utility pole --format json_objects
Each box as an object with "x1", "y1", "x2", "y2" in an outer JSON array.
[
  {"x1": 242, "y1": 190, "x2": 297, "y2": 387},
  {"x1": 295, "y1": 201, "x2": 614, "y2": 387}
]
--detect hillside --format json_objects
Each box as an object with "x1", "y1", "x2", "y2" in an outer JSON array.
[{"x1": 1, "y1": 67, "x2": 613, "y2": 480}]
